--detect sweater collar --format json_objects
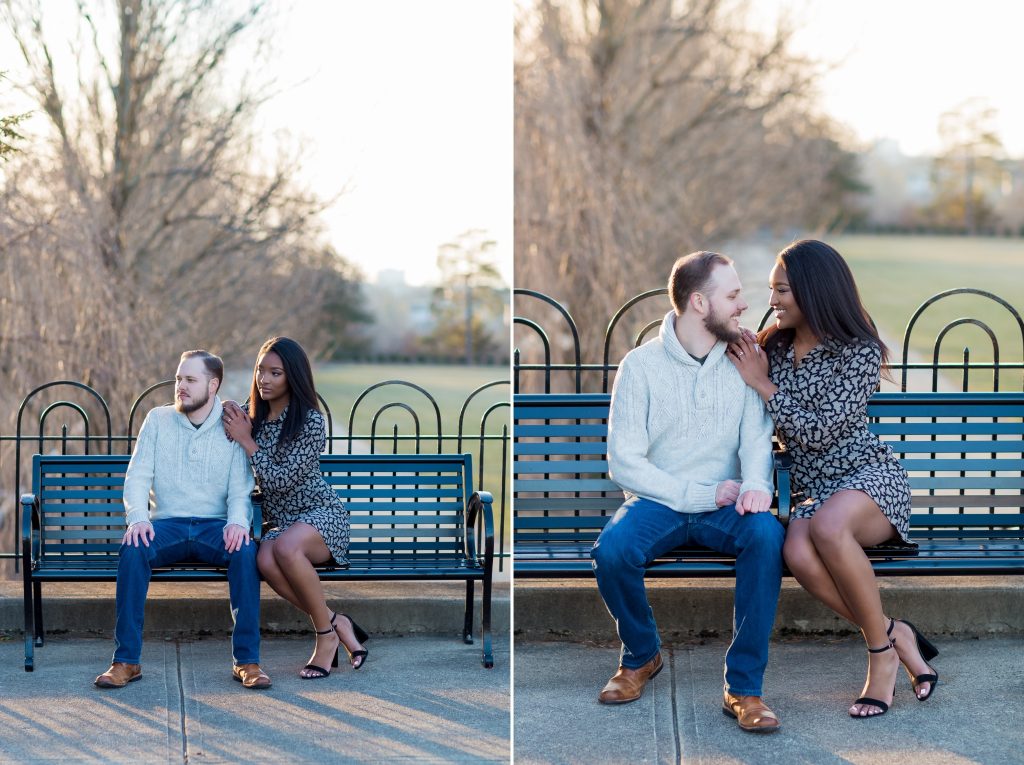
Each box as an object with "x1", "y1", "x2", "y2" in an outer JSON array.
[{"x1": 658, "y1": 310, "x2": 727, "y2": 367}]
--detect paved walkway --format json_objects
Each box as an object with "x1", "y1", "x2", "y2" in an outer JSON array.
[
  {"x1": 0, "y1": 634, "x2": 509, "y2": 764},
  {"x1": 514, "y1": 635, "x2": 1023, "y2": 765}
]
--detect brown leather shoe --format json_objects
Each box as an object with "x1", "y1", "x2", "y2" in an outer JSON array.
[
  {"x1": 94, "y1": 662, "x2": 142, "y2": 689},
  {"x1": 232, "y1": 663, "x2": 272, "y2": 690},
  {"x1": 722, "y1": 691, "x2": 780, "y2": 732},
  {"x1": 598, "y1": 653, "x2": 664, "y2": 704}
]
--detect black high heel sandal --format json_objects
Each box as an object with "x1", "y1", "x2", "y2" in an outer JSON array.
[
  {"x1": 301, "y1": 624, "x2": 340, "y2": 679},
  {"x1": 850, "y1": 640, "x2": 897, "y2": 719},
  {"x1": 892, "y1": 618, "x2": 939, "y2": 701},
  {"x1": 332, "y1": 612, "x2": 370, "y2": 669}
]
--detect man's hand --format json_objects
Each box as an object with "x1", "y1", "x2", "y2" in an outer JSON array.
[
  {"x1": 123, "y1": 521, "x2": 155, "y2": 547},
  {"x1": 715, "y1": 480, "x2": 741, "y2": 507},
  {"x1": 736, "y1": 490, "x2": 772, "y2": 515},
  {"x1": 223, "y1": 522, "x2": 250, "y2": 553}
]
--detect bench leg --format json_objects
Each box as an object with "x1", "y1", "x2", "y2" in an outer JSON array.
[
  {"x1": 463, "y1": 580, "x2": 475, "y2": 645},
  {"x1": 23, "y1": 572, "x2": 34, "y2": 672},
  {"x1": 481, "y1": 573, "x2": 493, "y2": 669},
  {"x1": 33, "y1": 580, "x2": 44, "y2": 647}
]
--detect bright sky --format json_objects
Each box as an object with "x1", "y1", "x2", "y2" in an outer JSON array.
[
  {"x1": 751, "y1": 0, "x2": 1024, "y2": 157},
  {"x1": 264, "y1": 2, "x2": 511, "y2": 286},
  {"x1": 0, "y1": 1, "x2": 511, "y2": 288}
]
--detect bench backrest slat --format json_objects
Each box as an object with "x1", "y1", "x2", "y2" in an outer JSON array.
[
  {"x1": 513, "y1": 392, "x2": 1024, "y2": 545},
  {"x1": 31, "y1": 452, "x2": 475, "y2": 563}
]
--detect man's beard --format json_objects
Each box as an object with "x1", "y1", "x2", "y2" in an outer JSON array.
[
  {"x1": 704, "y1": 305, "x2": 741, "y2": 343},
  {"x1": 175, "y1": 390, "x2": 210, "y2": 414}
]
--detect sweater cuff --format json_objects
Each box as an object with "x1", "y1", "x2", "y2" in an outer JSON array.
[
  {"x1": 227, "y1": 507, "x2": 252, "y2": 531},
  {"x1": 125, "y1": 511, "x2": 150, "y2": 527},
  {"x1": 684, "y1": 482, "x2": 719, "y2": 513}
]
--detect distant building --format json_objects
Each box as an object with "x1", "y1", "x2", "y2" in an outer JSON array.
[{"x1": 859, "y1": 140, "x2": 1024, "y2": 233}]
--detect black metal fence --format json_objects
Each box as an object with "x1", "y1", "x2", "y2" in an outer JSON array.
[
  {"x1": 514, "y1": 288, "x2": 1024, "y2": 394},
  {"x1": 0, "y1": 375, "x2": 511, "y2": 572}
]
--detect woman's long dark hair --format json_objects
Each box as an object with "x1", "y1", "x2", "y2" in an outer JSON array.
[
  {"x1": 248, "y1": 336, "x2": 321, "y2": 445},
  {"x1": 757, "y1": 239, "x2": 890, "y2": 369}
]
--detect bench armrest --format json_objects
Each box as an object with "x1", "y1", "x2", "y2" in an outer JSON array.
[
  {"x1": 773, "y1": 451, "x2": 793, "y2": 524},
  {"x1": 465, "y1": 491, "x2": 494, "y2": 568},
  {"x1": 21, "y1": 493, "x2": 40, "y2": 567},
  {"x1": 250, "y1": 491, "x2": 264, "y2": 543}
]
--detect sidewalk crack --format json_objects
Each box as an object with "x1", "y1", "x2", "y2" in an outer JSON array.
[
  {"x1": 668, "y1": 647, "x2": 681, "y2": 765},
  {"x1": 176, "y1": 640, "x2": 189, "y2": 763}
]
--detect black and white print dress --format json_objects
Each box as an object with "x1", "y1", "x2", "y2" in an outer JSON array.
[
  {"x1": 764, "y1": 337, "x2": 913, "y2": 545},
  {"x1": 252, "y1": 407, "x2": 350, "y2": 565}
]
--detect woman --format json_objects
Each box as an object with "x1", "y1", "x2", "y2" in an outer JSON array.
[
  {"x1": 727, "y1": 240, "x2": 937, "y2": 718},
  {"x1": 223, "y1": 336, "x2": 368, "y2": 679}
]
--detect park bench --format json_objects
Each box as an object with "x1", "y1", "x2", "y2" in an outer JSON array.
[
  {"x1": 21, "y1": 452, "x2": 494, "y2": 671},
  {"x1": 513, "y1": 391, "x2": 1024, "y2": 576}
]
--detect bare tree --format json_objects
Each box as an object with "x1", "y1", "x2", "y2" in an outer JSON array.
[
  {"x1": 0, "y1": 0, "x2": 366, "y2": 551},
  {"x1": 425, "y1": 229, "x2": 507, "y2": 363},
  {"x1": 930, "y1": 98, "x2": 1005, "y2": 234},
  {"x1": 515, "y1": 0, "x2": 854, "y2": 375},
  {"x1": 0, "y1": 0, "x2": 365, "y2": 381}
]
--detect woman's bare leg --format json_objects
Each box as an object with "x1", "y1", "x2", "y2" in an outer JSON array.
[
  {"x1": 271, "y1": 523, "x2": 364, "y2": 672},
  {"x1": 257, "y1": 539, "x2": 304, "y2": 611},
  {"x1": 783, "y1": 519, "x2": 856, "y2": 622},
  {"x1": 807, "y1": 491, "x2": 900, "y2": 716}
]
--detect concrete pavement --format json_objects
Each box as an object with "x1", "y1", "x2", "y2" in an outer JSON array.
[
  {"x1": 0, "y1": 634, "x2": 509, "y2": 764},
  {"x1": 514, "y1": 635, "x2": 1024, "y2": 765}
]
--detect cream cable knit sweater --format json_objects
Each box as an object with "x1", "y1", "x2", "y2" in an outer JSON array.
[
  {"x1": 607, "y1": 311, "x2": 774, "y2": 513},
  {"x1": 123, "y1": 397, "x2": 255, "y2": 529}
]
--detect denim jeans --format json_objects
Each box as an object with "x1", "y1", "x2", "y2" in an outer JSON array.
[
  {"x1": 591, "y1": 496, "x2": 784, "y2": 696},
  {"x1": 113, "y1": 517, "x2": 261, "y2": 666}
]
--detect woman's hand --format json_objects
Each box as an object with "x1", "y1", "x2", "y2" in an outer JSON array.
[
  {"x1": 222, "y1": 400, "x2": 255, "y2": 452},
  {"x1": 727, "y1": 332, "x2": 775, "y2": 400}
]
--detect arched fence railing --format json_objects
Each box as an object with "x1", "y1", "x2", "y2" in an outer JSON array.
[
  {"x1": 514, "y1": 288, "x2": 1024, "y2": 394},
  {"x1": 0, "y1": 377, "x2": 511, "y2": 573}
]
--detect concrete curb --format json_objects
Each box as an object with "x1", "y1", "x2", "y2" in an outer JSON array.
[
  {"x1": 0, "y1": 580, "x2": 510, "y2": 637},
  {"x1": 513, "y1": 576, "x2": 1024, "y2": 640}
]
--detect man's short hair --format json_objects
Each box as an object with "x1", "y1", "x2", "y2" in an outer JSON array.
[
  {"x1": 668, "y1": 251, "x2": 733, "y2": 314},
  {"x1": 179, "y1": 350, "x2": 224, "y2": 386}
]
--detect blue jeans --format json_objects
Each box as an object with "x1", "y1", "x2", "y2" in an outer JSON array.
[
  {"x1": 113, "y1": 517, "x2": 261, "y2": 665},
  {"x1": 591, "y1": 496, "x2": 784, "y2": 696}
]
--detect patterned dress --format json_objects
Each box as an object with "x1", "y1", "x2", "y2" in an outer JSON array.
[
  {"x1": 764, "y1": 336, "x2": 913, "y2": 545},
  {"x1": 252, "y1": 407, "x2": 351, "y2": 565}
]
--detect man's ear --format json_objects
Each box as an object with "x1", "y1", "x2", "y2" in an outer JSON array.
[
  {"x1": 209, "y1": 376, "x2": 221, "y2": 396},
  {"x1": 690, "y1": 292, "x2": 705, "y2": 315}
]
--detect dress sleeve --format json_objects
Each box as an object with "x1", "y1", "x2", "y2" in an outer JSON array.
[
  {"x1": 765, "y1": 341, "x2": 880, "y2": 452},
  {"x1": 251, "y1": 412, "x2": 325, "y2": 493}
]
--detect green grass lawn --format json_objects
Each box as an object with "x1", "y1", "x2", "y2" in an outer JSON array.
[
  {"x1": 737, "y1": 235, "x2": 1023, "y2": 389},
  {"x1": 832, "y1": 235, "x2": 1023, "y2": 362}
]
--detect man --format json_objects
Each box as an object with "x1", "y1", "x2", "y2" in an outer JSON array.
[
  {"x1": 95, "y1": 350, "x2": 271, "y2": 690},
  {"x1": 591, "y1": 251, "x2": 784, "y2": 732}
]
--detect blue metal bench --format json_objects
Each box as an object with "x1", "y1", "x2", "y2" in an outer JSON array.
[
  {"x1": 21, "y1": 452, "x2": 494, "y2": 671},
  {"x1": 513, "y1": 392, "x2": 1024, "y2": 576}
]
